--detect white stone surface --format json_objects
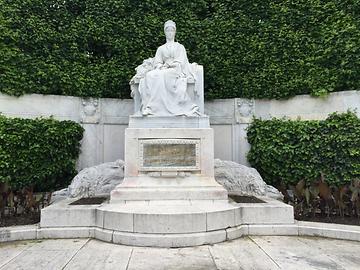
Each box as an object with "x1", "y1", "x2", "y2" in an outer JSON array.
[
  {"x1": 2, "y1": 237, "x2": 360, "y2": 270},
  {"x1": 0, "y1": 240, "x2": 35, "y2": 268},
  {"x1": 248, "y1": 224, "x2": 299, "y2": 236},
  {"x1": 235, "y1": 197, "x2": 294, "y2": 225},
  {"x1": 130, "y1": 20, "x2": 204, "y2": 117},
  {"x1": 128, "y1": 245, "x2": 216, "y2": 270},
  {"x1": 206, "y1": 208, "x2": 236, "y2": 231},
  {"x1": 37, "y1": 227, "x2": 94, "y2": 239},
  {"x1": 110, "y1": 128, "x2": 228, "y2": 202},
  {"x1": 133, "y1": 211, "x2": 206, "y2": 234},
  {"x1": 112, "y1": 230, "x2": 227, "y2": 247},
  {"x1": 298, "y1": 221, "x2": 360, "y2": 241},
  {"x1": 51, "y1": 160, "x2": 124, "y2": 202},
  {"x1": 128, "y1": 115, "x2": 209, "y2": 128},
  {"x1": 209, "y1": 237, "x2": 280, "y2": 270},
  {"x1": 214, "y1": 159, "x2": 283, "y2": 199},
  {"x1": 225, "y1": 225, "x2": 249, "y2": 240},
  {"x1": 298, "y1": 237, "x2": 360, "y2": 270},
  {"x1": 251, "y1": 236, "x2": 347, "y2": 270},
  {"x1": 94, "y1": 228, "x2": 113, "y2": 243},
  {"x1": 63, "y1": 239, "x2": 132, "y2": 270},
  {"x1": 101, "y1": 207, "x2": 133, "y2": 232},
  {"x1": 52, "y1": 158, "x2": 282, "y2": 201},
  {"x1": 4, "y1": 219, "x2": 360, "y2": 249},
  {"x1": 0, "y1": 225, "x2": 37, "y2": 243},
  {"x1": 1, "y1": 239, "x2": 88, "y2": 270},
  {"x1": 1, "y1": 90, "x2": 358, "y2": 169},
  {"x1": 68, "y1": 159, "x2": 124, "y2": 198},
  {"x1": 40, "y1": 199, "x2": 98, "y2": 228}
]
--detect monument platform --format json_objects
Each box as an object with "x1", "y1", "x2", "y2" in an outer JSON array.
[
  {"x1": 38, "y1": 19, "x2": 296, "y2": 248},
  {"x1": 40, "y1": 196, "x2": 294, "y2": 247}
]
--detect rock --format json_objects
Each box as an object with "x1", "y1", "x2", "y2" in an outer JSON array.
[
  {"x1": 51, "y1": 159, "x2": 125, "y2": 202},
  {"x1": 51, "y1": 188, "x2": 69, "y2": 203},
  {"x1": 52, "y1": 158, "x2": 283, "y2": 202},
  {"x1": 214, "y1": 159, "x2": 283, "y2": 200},
  {"x1": 265, "y1": 185, "x2": 284, "y2": 200},
  {"x1": 68, "y1": 159, "x2": 125, "y2": 197}
]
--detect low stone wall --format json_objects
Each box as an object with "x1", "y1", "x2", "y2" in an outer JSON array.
[{"x1": 0, "y1": 90, "x2": 359, "y2": 169}]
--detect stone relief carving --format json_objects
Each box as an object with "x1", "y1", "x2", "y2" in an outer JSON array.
[
  {"x1": 80, "y1": 98, "x2": 100, "y2": 123},
  {"x1": 236, "y1": 98, "x2": 255, "y2": 123}
]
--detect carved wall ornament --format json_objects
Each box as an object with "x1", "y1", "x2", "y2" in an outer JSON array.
[
  {"x1": 236, "y1": 99, "x2": 255, "y2": 123},
  {"x1": 80, "y1": 98, "x2": 100, "y2": 123}
]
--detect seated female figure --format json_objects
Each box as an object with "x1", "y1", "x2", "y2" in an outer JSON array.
[{"x1": 135, "y1": 20, "x2": 200, "y2": 116}]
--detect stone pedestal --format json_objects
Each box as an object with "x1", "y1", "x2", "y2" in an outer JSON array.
[{"x1": 110, "y1": 127, "x2": 228, "y2": 203}]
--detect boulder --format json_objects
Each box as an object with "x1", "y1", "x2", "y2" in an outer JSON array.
[
  {"x1": 214, "y1": 159, "x2": 283, "y2": 200},
  {"x1": 51, "y1": 159, "x2": 124, "y2": 202},
  {"x1": 52, "y1": 158, "x2": 283, "y2": 202}
]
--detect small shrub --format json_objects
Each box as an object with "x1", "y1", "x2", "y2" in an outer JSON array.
[
  {"x1": 247, "y1": 111, "x2": 360, "y2": 187},
  {"x1": 0, "y1": 115, "x2": 84, "y2": 191}
]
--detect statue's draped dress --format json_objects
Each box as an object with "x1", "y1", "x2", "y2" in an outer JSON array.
[{"x1": 138, "y1": 42, "x2": 198, "y2": 116}]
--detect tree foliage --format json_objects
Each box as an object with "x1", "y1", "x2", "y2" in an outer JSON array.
[{"x1": 1, "y1": 0, "x2": 360, "y2": 99}]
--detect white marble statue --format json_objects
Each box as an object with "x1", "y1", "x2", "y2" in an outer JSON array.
[{"x1": 130, "y1": 20, "x2": 201, "y2": 116}]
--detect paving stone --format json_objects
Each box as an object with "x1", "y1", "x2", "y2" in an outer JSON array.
[
  {"x1": 209, "y1": 237, "x2": 280, "y2": 270},
  {"x1": 298, "y1": 237, "x2": 360, "y2": 270},
  {"x1": 250, "y1": 236, "x2": 347, "y2": 270},
  {"x1": 63, "y1": 240, "x2": 132, "y2": 270},
  {"x1": 127, "y1": 246, "x2": 217, "y2": 270},
  {"x1": 1, "y1": 236, "x2": 359, "y2": 270},
  {"x1": 0, "y1": 241, "x2": 34, "y2": 268}
]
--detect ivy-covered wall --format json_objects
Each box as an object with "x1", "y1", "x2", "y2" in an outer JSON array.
[
  {"x1": 1, "y1": 0, "x2": 359, "y2": 99},
  {"x1": 247, "y1": 112, "x2": 360, "y2": 187},
  {"x1": 0, "y1": 115, "x2": 84, "y2": 191}
]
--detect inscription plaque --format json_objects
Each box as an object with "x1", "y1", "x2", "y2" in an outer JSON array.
[{"x1": 139, "y1": 139, "x2": 200, "y2": 171}]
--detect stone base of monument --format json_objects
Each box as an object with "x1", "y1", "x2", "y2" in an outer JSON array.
[
  {"x1": 39, "y1": 124, "x2": 295, "y2": 247},
  {"x1": 110, "y1": 127, "x2": 228, "y2": 203},
  {"x1": 40, "y1": 196, "x2": 294, "y2": 247},
  {"x1": 128, "y1": 115, "x2": 210, "y2": 128}
]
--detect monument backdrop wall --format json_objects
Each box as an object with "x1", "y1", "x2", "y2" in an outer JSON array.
[{"x1": 1, "y1": 90, "x2": 359, "y2": 170}]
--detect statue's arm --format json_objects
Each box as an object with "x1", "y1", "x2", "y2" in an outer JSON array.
[{"x1": 153, "y1": 47, "x2": 163, "y2": 69}]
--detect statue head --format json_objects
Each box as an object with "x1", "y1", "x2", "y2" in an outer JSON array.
[{"x1": 164, "y1": 20, "x2": 176, "y2": 41}]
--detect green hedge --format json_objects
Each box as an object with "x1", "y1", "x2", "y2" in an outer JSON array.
[
  {"x1": 1, "y1": 0, "x2": 359, "y2": 99},
  {"x1": 0, "y1": 115, "x2": 84, "y2": 191},
  {"x1": 247, "y1": 111, "x2": 360, "y2": 186}
]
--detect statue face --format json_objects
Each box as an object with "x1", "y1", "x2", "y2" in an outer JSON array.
[{"x1": 164, "y1": 26, "x2": 176, "y2": 40}]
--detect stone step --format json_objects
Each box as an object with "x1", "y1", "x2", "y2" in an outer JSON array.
[
  {"x1": 98, "y1": 201, "x2": 238, "y2": 234},
  {"x1": 110, "y1": 186, "x2": 228, "y2": 202}
]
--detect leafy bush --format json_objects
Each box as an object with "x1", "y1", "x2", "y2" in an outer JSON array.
[
  {"x1": 247, "y1": 111, "x2": 360, "y2": 187},
  {"x1": 0, "y1": 115, "x2": 84, "y2": 191},
  {"x1": 1, "y1": 0, "x2": 360, "y2": 99}
]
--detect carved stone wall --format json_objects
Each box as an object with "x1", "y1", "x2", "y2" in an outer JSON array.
[{"x1": 1, "y1": 90, "x2": 359, "y2": 169}]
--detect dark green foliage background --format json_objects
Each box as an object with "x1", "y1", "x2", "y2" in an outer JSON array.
[
  {"x1": 0, "y1": 115, "x2": 84, "y2": 191},
  {"x1": 247, "y1": 112, "x2": 360, "y2": 186},
  {"x1": 1, "y1": 0, "x2": 359, "y2": 99}
]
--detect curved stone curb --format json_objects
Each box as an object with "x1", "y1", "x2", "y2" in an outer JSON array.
[{"x1": 1, "y1": 221, "x2": 359, "y2": 247}]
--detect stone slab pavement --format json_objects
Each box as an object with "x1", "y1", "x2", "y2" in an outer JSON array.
[{"x1": 0, "y1": 236, "x2": 359, "y2": 270}]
